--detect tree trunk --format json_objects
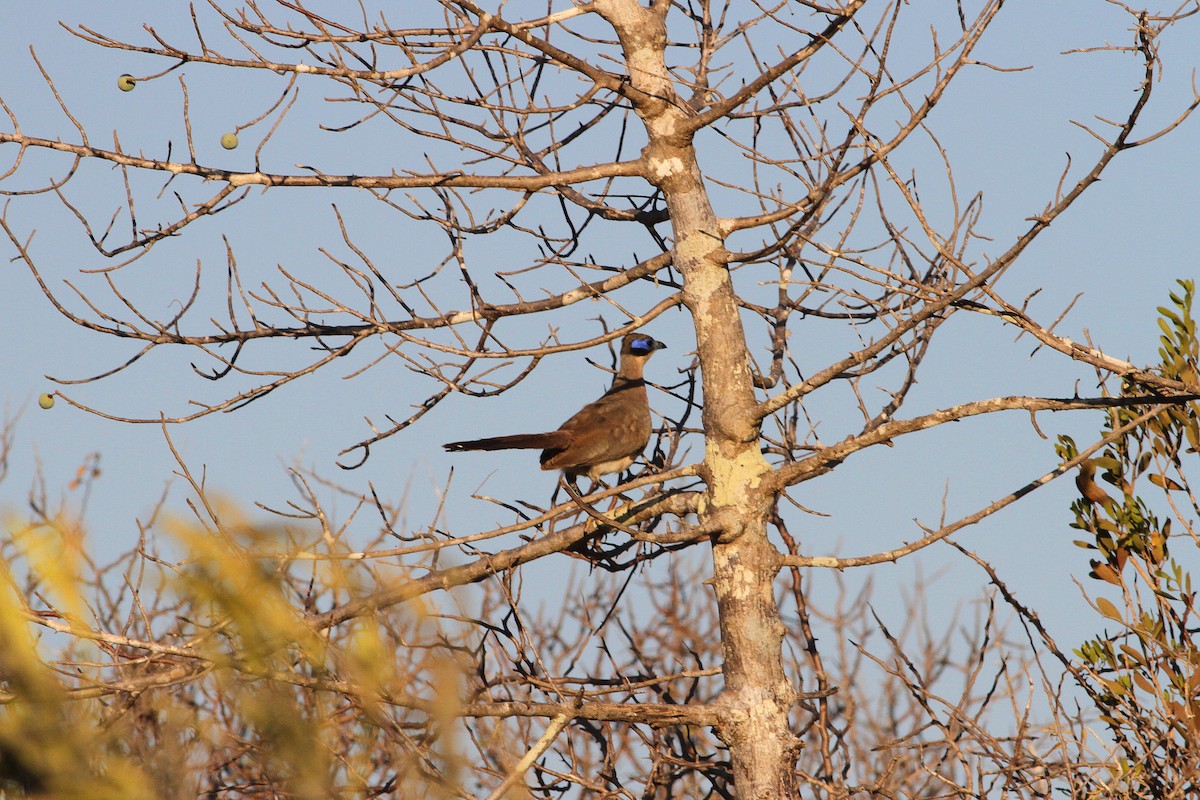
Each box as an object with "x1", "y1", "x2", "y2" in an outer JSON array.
[{"x1": 595, "y1": 0, "x2": 799, "y2": 793}]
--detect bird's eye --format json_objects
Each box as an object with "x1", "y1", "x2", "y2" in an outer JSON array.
[{"x1": 629, "y1": 337, "x2": 654, "y2": 353}]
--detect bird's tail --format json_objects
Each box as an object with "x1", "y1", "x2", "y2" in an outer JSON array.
[{"x1": 444, "y1": 431, "x2": 571, "y2": 452}]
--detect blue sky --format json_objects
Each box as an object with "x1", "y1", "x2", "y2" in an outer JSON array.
[{"x1": 2, "y1": 2, "x2": 1199, "y2": 692}]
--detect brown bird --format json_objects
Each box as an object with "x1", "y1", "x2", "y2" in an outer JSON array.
[{"x1": 444, "y1": 333, "x2": 667, "y2": 482}]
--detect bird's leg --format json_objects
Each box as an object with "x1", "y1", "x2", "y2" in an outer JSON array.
[
  {"x1": 559, "y1": 477, "x2": 644, "y2": 539},
  {"x1": 602, "y1": 477, "x2": 624, "y2": 513},
  {"x1": 549, "y1": 474, "x2": 588, "y2": 538},
  {"x1": 550, "y1": 474, "x2": 590, "y2": 512},
  {"x1": 558, "y1": 475, "x2": 599, "y2": 556}
]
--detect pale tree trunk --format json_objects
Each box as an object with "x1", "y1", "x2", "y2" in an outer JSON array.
[{"x1": 595, "y1": 0, "x2": 798, "y2": 794}]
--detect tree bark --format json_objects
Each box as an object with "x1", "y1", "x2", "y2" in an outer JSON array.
[{"x1": 595, "y1": 0, "x2": 798, "y2": 793}]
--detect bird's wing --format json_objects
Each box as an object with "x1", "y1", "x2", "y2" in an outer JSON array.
[{"x1": 546, "y1": 384, "x2": 650, "y2": 468}]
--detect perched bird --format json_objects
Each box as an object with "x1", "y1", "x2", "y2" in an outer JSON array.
[{"x1": 444, "y1": 333, "x2": 667, "y2": 482}]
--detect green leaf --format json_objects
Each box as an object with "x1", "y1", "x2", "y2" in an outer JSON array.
[{"x1": 1159, "y1": 309, "x2": 1183, "y2": 328}]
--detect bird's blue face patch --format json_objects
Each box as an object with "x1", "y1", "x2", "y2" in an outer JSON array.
[{"x1": 629, "y1": 337, "x2": 656, "y2": 354}]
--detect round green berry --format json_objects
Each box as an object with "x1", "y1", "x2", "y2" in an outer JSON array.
[
  {"x1": 37, "y1": 393, "x2": 55, "y2": 410},
  {"x1": 117, "y1": 74, "x2": 136, "y2": 92},
  {"x1": 220, "y1": 132, "x2": 239, "y2": 150}
]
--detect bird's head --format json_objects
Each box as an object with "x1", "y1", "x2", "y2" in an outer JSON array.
[{"x1": 622, "y1": 332, "x2": 667, "y2": 358}]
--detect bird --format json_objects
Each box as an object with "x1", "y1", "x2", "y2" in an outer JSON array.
[{"x1": 444, "y1": 332, "x2": 667, "y2": 482}]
